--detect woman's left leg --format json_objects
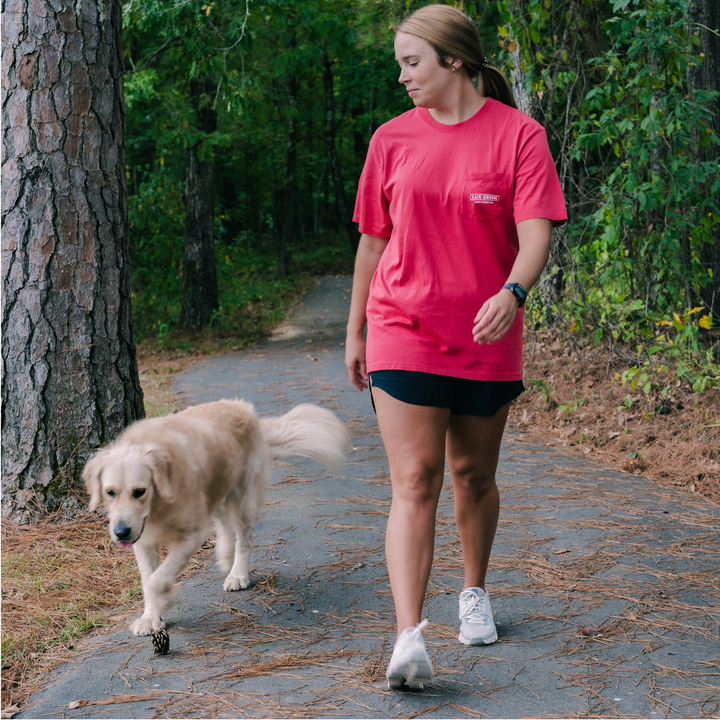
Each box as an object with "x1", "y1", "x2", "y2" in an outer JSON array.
[{"x1": 445, "y1": 404, "x2": 510, "y2": 592}]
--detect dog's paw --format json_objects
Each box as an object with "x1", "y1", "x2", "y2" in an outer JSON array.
[
  {"x1": 131, "y1": 616, "x2": 164, "y2": 637},
  {"x1": 223, "y1": 575, "x2": 249, "y2": 592}
]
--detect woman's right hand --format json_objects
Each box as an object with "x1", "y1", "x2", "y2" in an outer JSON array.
[
  {"x1": 345, "y1": 333, "x2": 369, "y2": 391},
  {"x1": 344, "y1": 234, "x2": 389, "y2": 392}
]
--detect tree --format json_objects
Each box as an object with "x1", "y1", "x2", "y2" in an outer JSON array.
[
  {"x1": 321, "y1": 49, "x2": 359, "y2": 253},
  {"x1": 688, "y1": 0, "x2": 720, "y2": 326},
  {"x1": 1, "y1": 0, "x2": 144, "y2": 523},
  {"x1": 279, "y1": 29, "x2": 298, "y2": 278},
  {"x1": 180, "y1": 76, "x2": 220, "y2": 329},
  {"x1": 125, "y1": 0, "x2": 250, "y2": 329}
]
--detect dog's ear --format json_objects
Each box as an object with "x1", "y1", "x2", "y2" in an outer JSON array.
[
  {"x1": 82, "y1": 452, "x2": 106, "y2": 511},
  {"x1": 143, "y1": 444, "x2": 175, "y2": 503}
]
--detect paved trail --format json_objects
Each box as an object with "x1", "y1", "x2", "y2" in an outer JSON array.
[{"x1": 19, "y1": 277, "x2": 720, "y2": 719}]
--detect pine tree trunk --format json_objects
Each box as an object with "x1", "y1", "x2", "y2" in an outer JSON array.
[
  {"x1": 688, "y1": 0, "x2": 720, "y2": 324},
  {"x1": 1, "y1": 0, "x2": 144, "y2": 523},
  {"x1": 180, "y1": 77, "x2": 218, "y2": 330},
  {"x1": 321, "y1": 49, "x2": 359, "y2": 253}
]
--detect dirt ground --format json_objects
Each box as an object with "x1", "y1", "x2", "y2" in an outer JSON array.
[
  {"x1": 135, "y1": 326, "x2": 720, "y2": 507},
  {"x1": 516, "y1": 328, "x2": 720, "y2": 505}
]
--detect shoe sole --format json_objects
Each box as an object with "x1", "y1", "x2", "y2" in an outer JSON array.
[
  {"x1": 458, "y1": 631, "x2": 498, "y2": 646},
  {"x1": 387, "y1": 661, "x2": 433, "y2": 691}
]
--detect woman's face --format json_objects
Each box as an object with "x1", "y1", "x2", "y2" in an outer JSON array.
[{"x1": 394, "y1": 31, "x2": 459, "y2": 109}]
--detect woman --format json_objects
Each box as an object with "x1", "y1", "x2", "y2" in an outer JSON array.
[{"x1": 345, "y1": 4, "x2": 566, "y2": 690}]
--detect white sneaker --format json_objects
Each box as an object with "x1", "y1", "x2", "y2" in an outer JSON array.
[
  {"x1": 458, "y1": 587, "x2": 498, "y2": 645},
  {"x1": 386, "y1": 619, "x2": 433, "y2": 690}
]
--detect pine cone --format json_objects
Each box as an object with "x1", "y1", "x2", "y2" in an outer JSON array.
[{"x1": 151, "y1": 627, "x2": 170, "y2": 655}]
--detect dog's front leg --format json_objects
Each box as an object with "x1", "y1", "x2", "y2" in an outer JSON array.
[
  {"x1": 130, "y1": 542, "x2": 162, "y2": 636},
  {"x1": 137, "y1": 532, "x2": 206, "y2": 632}
]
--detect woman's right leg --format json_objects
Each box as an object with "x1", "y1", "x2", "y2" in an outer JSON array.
[{"x1": 371, "y1": 386, "x2": 450, "y2": 635}]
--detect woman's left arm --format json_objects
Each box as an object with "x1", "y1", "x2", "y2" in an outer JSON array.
[{"x1": 472, "y1": 218, "x2": 552, "y2": 345}]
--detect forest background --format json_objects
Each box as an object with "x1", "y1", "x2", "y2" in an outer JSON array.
[
  {"x1": 124, "y1": 0, "x2": 720, "y2": 377},
  {"x1": 2, "y1": 0, "x2": 720, "y2": 709},
  {"x1": 125, "y1": 0, "x2": 720, "y2": 491}
]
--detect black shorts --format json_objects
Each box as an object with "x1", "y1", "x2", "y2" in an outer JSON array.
[{"x1": 368, "y1": 370, "x2": 524, "y2": 417}]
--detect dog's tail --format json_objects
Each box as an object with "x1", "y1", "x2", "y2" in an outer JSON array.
[{"x1": 259, "y1": 404, "x2": 347, "y2": 470}]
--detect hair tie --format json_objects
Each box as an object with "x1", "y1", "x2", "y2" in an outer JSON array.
[{"x1": 482, "y1": 57, "x2": 490, "y2": 68}]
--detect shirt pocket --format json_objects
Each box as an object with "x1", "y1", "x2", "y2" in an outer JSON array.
[{"x1": 459, "y1": 172, "x2": 510, "y2": 222}]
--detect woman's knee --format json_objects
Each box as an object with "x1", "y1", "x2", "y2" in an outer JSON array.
[
  {"x1": 451, "y1": 464, "x2": 497, "y2": 500},
  {"x1": 391, "y1": 462, "x2": 443, "y2": 505}
]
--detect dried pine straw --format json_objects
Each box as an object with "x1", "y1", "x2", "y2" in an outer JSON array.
[
  {"x1": 517, "y1": 328, "x2": 720, "y2": 504},
  {"x1": 1, "y1": 516, "x2": 142, "y2": 704}
]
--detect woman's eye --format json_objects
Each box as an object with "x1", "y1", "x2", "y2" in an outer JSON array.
[{"x1": 132, "y1": 488, "x2": 146, "y2": 499}]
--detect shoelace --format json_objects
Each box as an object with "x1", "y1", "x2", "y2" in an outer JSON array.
[
  {"x1": 460, "y1": 594, "x2": 489, "y2": 625},
  {"x1": 398, "y1": 618, "x2": 429, "y2": 646}
]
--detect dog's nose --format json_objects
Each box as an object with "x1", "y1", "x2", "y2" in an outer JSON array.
[{"x1": 114, "y1": 523, "x2": 133, "y2": 542}]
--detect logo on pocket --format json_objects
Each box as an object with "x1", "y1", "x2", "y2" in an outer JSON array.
[{"x1": 470, "y1": 193, "x2": 500, "y2": 204}]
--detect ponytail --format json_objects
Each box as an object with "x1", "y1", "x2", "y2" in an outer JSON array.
[{"x1": 479, "y1": 65, "x2": 517, "y2": 110}]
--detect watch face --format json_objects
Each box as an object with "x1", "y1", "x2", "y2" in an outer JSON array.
[{"x1": 511, "y1": 284, "x2": 526, "y2": 305}]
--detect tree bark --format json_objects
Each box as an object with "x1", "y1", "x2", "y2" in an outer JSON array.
[
  {"x1": 1, "y1": 0, "x2": 144, "y2": 523},
  {"x1": 321, "y1": 49, "x2": 359, "y2": 253},
  {"x1": 688, "y1": 0, "x2": 720, "y2": 325},
  {"x1": 179, "y1": 76, "x2": 219, "y2": 330}
]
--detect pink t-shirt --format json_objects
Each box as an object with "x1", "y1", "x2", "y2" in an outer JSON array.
[{"x1": 353, "y1": 98, "x2": 567, "y2": 381}]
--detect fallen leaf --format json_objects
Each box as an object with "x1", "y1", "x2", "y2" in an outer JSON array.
[
  {"x1": 68, "y1": 700, "x2": 88, "y2": 710},
  {"x1": 2, "y1": 706, "x2": 21, "y2": 719}
]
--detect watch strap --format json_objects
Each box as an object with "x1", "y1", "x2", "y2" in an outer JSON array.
[{"x1": 502, "y1": 282, "x2": 528, "y2": 307}]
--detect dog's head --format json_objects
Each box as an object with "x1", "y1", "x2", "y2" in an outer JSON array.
[{"x1": 82, "y1": 443, "x2": 175, "y2": 547}]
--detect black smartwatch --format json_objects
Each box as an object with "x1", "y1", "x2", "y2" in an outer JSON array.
[{"x1": 502, "y1": 282, "x2": 528, "y2": 307}]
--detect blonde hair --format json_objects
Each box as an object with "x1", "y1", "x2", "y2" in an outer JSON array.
[{"x1": 396, "y1": 4, "x2": 517, "y2": 109}]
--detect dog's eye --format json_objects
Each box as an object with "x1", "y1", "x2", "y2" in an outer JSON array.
[
  {"x1": 106, "y1": 490, "x2": 116, "y2": 498},
  {"x1": 132, "y1": 488, "x2": 146, "y2": 499}
]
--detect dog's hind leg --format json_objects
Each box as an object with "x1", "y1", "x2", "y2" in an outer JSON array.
[
  {"x1": 222, "y1": 524, "x2": 252, "y2": 592},
  {"x1": 213, "y1": 509, "x2": 236, "y2": 573},
  {"x1": 221, "y1": 492, "x2": 255, "y2": 592}
]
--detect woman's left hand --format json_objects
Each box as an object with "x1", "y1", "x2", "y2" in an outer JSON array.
[{"x1": 472, "y1": 289, "x2": 518, "y2": 345}]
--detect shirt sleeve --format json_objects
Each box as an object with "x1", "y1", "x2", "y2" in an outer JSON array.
[
  {"x1": 353, "y1": 133, "x2": 393, "y2": 239},
  {"x1": 512, "y1": 127, "x2": 568, "y2": 227}
]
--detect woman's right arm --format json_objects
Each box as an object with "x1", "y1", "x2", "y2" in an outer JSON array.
[{"x1": 345, "y1": 233, "x2": 389, "y2": 390}]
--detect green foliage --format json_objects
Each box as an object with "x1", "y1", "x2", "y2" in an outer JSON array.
[
  {"x1": 572, "y1": 0, "x2": 720, "y2": 311},
  {"x1": 506, "y1": 0, "x2": 720, "y2": 395},
  {"x1": 128, "y1": 167, "x2": 185, "y2": 337}
]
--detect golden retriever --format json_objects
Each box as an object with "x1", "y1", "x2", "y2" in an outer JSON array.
[{"x1": 83, "y1": 400, "x2": 347, "y2": 637}]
